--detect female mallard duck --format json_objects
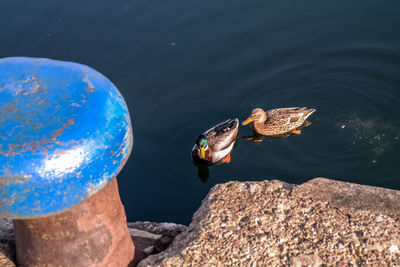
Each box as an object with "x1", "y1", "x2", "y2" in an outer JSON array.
[
  {"x1": 192, "y1": 118, "x2": 239, "y2": 164},
  {"x1": 242, "y1": 107, "x2": 315, "y2": 136}
]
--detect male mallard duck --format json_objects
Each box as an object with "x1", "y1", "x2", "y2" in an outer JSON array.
[
  {"x1": 242, "y1": 107, "x2": 315, "y2": 136},
  {"x1": 192, "y1": 118, "x2": 239, "y2": 164}
]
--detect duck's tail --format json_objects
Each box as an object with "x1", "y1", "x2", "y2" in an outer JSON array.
[
  {"x1": 302, "y1": 108, "x2": 316, "y2": 119},
  {"x1": 214, "y1": 118, "x2": 239, "y2": 132}
]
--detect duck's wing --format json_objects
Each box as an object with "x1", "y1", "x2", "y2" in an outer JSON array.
[
  {"x1": 204, "y1": 118, "x2": 239, "y2": 151},
  {"x1": 267, "y1": 107, "x2": 315, "y2": 126}
]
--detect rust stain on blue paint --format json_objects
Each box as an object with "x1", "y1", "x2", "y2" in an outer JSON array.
[
  {"x1": 1, "y1": 118, "x2": 75, "y2": 156},
  {"x1": 0, "y1": 57, "x2": 133, "y2": 218},
  {"x1": 0, "y1": 175, "x2": 31, "y2": 188},
  {"x1": 83, "y1": 74, "x2": 95, "y2": 93}
]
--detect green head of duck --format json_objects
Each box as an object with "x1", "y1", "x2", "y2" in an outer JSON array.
[{"x1": 196, "y1": 135, "x2": 208, "y2": 159}]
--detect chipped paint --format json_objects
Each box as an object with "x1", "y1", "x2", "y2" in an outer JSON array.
[
  {"x1": 0, "y1": 174, "x2": 32, "y2": 188},
  {"x1": 13, "y1": 74, "x2": 43, "y2": 96},
  {"x1": 0, "y1": 57, "x2": 133, "y2": 218},
  {"x1": 50, "y1": 119, "x2": 74, "y2": 140},
  {"x1": 83, "y1": 74, "x2": 95, "y2": 93},
  {"x1": 0, "y1": 118, "x2": 75, "y2": 156}
]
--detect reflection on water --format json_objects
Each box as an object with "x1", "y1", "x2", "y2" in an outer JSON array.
[
  {"x1": 242, "y1": 133, "x2": 266, "y2": 144},
  {"x1": 193, "y1": 140, "x2": 238, "y2": 182},
  {"x1": 193, "y1": 161, "x2": 210, "y2": 183},
  {"x1": 242, "y1": 120, "x2": 313, "y2": 144}
]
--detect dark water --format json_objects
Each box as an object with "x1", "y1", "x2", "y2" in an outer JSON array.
[{"x1": 1, "y1": 0, "x2": 400, "y2": 224}]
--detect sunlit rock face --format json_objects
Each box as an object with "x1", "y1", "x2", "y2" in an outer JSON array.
[{"x1": 138, "y1": 178, "x2": 400, "y2": 266}]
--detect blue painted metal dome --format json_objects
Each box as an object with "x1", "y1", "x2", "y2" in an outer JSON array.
[{"x1": 0, "y1": 57, "x2": 133, "y2": 218}]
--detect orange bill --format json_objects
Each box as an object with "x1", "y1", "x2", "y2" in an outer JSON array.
[{"x1": 242, "y1": 117, "x2": 253, "y2": 125}]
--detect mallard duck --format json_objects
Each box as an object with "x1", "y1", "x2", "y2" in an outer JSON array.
[
  {"x1": 242, "y1": 107, "x2": 316, "y2": 136},
  {"x1": 192, "y1": 118, "x2": 239, "y2": 164}
]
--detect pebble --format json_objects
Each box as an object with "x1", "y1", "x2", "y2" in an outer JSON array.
[{"x1": 389, "y1": 245, "x2": 399, "y2": 253}]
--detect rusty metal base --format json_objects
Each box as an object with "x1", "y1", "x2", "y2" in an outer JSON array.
[{"x1": 13, "y1": 177, "x2": 134, "y2": 266}]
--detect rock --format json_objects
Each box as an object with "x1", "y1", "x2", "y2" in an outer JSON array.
[
  {"x1": 127, "y1": 221, "x2": 187, "y2": 266},
  {"x1": 129, "y1": 228, "x2": 163, "y2": 241},
  {"x1": 127, "y1": 221, "x2": 187, "y2": 237},
  {"x1": 138, "y1": 178, "x2": 400, "y2": 266},
  {"x1": 293, "y1": 177, "x2": 400, "y2": 217},
  {"x1": 128, "y1": 228, "x2": 161, "y2": 266},
  {"x1": 142, "y1": 246, "x2": 155, "y2": 255},
  {"x1": 0, "y1": 219, "x2": 16, "y2": 266},
  {"x1": 0, "y1": 254, "x2": 15, "y2": 267},
  {"x1": 128, "y1": 222, "x2": 187, "y2": 255}
]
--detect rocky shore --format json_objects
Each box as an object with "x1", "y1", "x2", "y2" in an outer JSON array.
[{"x1": 1, "y1": 178, "x2": 400, "y2": 266}]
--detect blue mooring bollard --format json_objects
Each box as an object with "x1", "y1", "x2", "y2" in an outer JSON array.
[{"x1": 0, "y1": 57, "x2": 134, "y2": 266}]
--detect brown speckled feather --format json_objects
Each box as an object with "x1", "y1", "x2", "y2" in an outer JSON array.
[{"x1": 254, "y1": 107, "x2": 315, "y2": 136}]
